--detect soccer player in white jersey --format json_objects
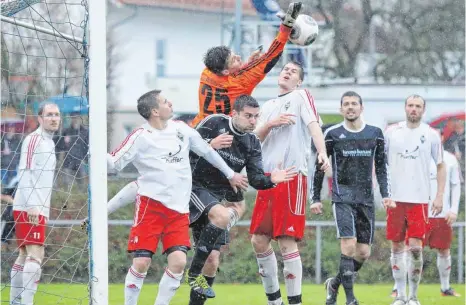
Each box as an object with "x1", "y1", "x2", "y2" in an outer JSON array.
[
  {"x1": 107, "y1": 89, "x2": 247, "y2": 305},
  {"x1": 390, "y1": 130, "x2": 462, "y2": 299},
  {"x1": 250, "y1": 61, "x2": 330, "y2": 305},
  {"x1": 10, "y1": 102, "x2": 61, "y2": 305},
  {"x1": 384, "y1": 95, "x2": 446, "y2": 305}
]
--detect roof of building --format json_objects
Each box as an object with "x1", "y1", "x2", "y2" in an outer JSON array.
[
  {"x1": 115, "y1": 0, "x2": 258, "y2": 15},
  {"x1": 114, "y1": 0, "x2": 331, "y2": 21}
]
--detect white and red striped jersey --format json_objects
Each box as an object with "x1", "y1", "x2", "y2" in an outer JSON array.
[
  {"x1": 384, "y1": 121, "x2": 443, "y2": 204},
  {"x1": 13, "y1": 127, "x2": 57, "y2": 218},
  {"x1": 428, "y1": 151, "x2": 461, "y2": 218},
  {"x1": 256, "y1": 89, "x2": 319, "y2": 175},
  {"x1": 107, "y1": 120, "x2": 234, "y2": 213}
]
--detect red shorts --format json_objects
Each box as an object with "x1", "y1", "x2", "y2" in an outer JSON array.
[
  {"x1": 386, "y1": 202, "x2": 428, "y2": 242},
  {"x1": 127, "y1": 195, "x2": 191, "y2": 254},
  {"x1": 424, "y1": 218, "x2": 453, "y2": 250},
  {"x1": 249, "y1": 173, "x2": 307, "y2": 240},
  {"x1": 13, "y1": 210, "x2": 47, "y2": 247}
]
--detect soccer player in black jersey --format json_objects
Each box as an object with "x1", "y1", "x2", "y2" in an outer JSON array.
[
  {"x1": 310, "y1": 91, "x2": 395, "y2": 305},
  {"x1": 187, "y1": 94, "x2": 297, "y2": 302}
]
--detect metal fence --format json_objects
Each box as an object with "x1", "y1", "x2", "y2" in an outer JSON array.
[{"x1": 48, "y1": 219, "x2": 465, "y2": 284}]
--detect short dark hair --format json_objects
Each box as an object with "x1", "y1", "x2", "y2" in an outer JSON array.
[
  {"x1": 137, "y1": 90, "x2": 161, "y2": 120},
  {"x1": 204, "y1": 46, "x2": 231, "y2": 75},
  {"x1": 282, "y1": 60, "x2": 305, "y2": 81},
  {"x1": 340, "y1": 91, "x2": 363, "y2": 105},
  {"x1": 233, "y1": 95, "x2": 259, "y2": 112},
  {"x1": 405, "y1": 94, "x2": 426, "y2": 107},
  {"x1": 38, "y1": 102, "x2": 59, "y2": 116}
]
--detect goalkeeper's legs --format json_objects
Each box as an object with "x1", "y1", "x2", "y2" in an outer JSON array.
[
  {"x1": 189, "y1": 250, "x2": 221, "y2": 305},
  {"x1": 22, "y1": 245, "x2": 45, "y2": 305},
  {"x1": 251, "y1": 234, "x2": 284, "y2": 305},
  {"x1": 125, "y1": 253, "x2": 151, "y2": 305},
  {"x1": 10, "y1": 247, "x2": 26, "y2": 305},
  {"x1": 154, "y1": 247, "x2": 187, "y2": 305}
]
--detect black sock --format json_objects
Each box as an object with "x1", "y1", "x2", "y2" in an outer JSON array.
[
  {"x1": 288, "y1": 294, "x2": 302, "y2": 304},
  {"x1": 266, "y1": 289, "x2": 281, "y2": 302},
  {"x1": 188, "y1": 275, "x2": 216, "y2": 305},
  {"x1": 339, "y1": 254, "x2": 355, "y2": 302},
  {"x1": 353, "y1": 259, "x2": 363, "y2": 272},
  {"x1": 188, "y1": 223, "x2": 225, "y2": 277}
]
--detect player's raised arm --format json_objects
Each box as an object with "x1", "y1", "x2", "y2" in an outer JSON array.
[
  {"x1": 107, "y1": 128, "x2": 145, "y2": 172},
  {"x1": 374, "y1": 128, "x2": 391, "y2": 199},
  {"x1": 232, "y1": 3, "x2": 302, "y2": 88}
]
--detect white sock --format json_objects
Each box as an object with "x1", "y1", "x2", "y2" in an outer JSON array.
[
  {"x1": 124, "y1": 265, "x2": 147, "y2": 305},
  {"x1": 390, "y1": 251, "x2": 407, "y2": 299},
  {"x1": 154, "y1": 268, "x2": 183, "y2": 305},
  {"x1": 282, "y1": 251, "x2": 302, "y2": 305},
  {"x1": 22, "y1": 257, "x2": 42, "y2": 305},
  {"x1": 256, "y1": 248, "x2": 282, "y2": 303},
  {"x1": 10, "y1": 261, "x2": 24, "y2": 304},
  {"x1": 226, "y1": 208, "x2": 240, "y2": 231},
  {"x1": 437, "y1": 254, "x2": 451, "y2": 291},
  {"x1": 408, "y1": 247, "x2": 423, "y2": 299}
]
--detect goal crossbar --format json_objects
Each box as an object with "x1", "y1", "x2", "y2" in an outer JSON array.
[{"x1": 1, "y1": 15, "x2": 83, "y2": 44}]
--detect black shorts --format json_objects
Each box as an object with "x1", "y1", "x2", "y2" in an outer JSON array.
[
  {"x1": 189, "y1": 185, "x2": 242, "y2": 251},
  {"x1": 332, "y1": 202, "x2": 375, "y2": 245},
  {"x1": 189, "y1": 184, "x2": 243, "y2": 224}
]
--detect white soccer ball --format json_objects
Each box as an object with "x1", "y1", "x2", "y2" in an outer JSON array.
[{"x1": 289, "y1": 14, "x2": 319, "y2": 46}]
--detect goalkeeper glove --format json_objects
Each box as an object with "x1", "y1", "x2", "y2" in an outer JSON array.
[{"x1": 278, "y1": 2, "x2": 302, "y2": 28}]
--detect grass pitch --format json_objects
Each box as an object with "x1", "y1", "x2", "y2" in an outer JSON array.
[{"x1": 1, "y1": 283, "x2": 465, "y2": 305}]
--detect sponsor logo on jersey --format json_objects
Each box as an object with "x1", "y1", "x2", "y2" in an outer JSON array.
[
  {"x1": 216, "y1": 149, "x2": 245, "y2": 166},
  {"x1": 162, "y1": 145, "x2": 183, "y2": 163},
  {"x1": 342, "y1": 149, "x2": 372, "y2": 157},
  {"x1": 397, "y1": 146, "x2": 420, "y2": 160}
]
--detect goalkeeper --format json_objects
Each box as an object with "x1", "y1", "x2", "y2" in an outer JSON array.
[{"x1": 190, "y1": 1, "x2": 303, "y2": 127}]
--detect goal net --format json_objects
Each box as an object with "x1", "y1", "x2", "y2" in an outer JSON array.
[{"x1": 1, "y1": 0, "x2": 99, "y2": 304}]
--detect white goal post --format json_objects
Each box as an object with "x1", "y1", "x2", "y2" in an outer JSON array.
[{"x1": 88, "y1": 0, "x2": 109, "y2": 304}]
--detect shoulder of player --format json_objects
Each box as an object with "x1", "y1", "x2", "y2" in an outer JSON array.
[
  {"x1": 323, "y1": 123, "x2": 344, "y2": 138},
  {"x1": 383, "y1": 121, "x2": 405, "y2": 135},
  {"x1": 195, "y1": 114, "x2": 229, "y2": 129},
  {"x1": 364, "y1": 124, "x2": 384, "y2": 136},
  {"x1": 289, "y1": 88, "x2": 314, "y2": 104}
]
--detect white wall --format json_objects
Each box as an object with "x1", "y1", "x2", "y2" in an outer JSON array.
[{"x1": 110, "y1": 6, "x2": 250, "y2": 111}]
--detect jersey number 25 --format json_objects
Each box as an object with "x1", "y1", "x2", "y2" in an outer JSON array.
[{"x1": 201, "y1": 84, "x2": 231, "y2": 115}]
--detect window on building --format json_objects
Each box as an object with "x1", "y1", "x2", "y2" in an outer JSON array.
[{"x1": 156, "y1": 39, "x2": 166, "y2": 77}]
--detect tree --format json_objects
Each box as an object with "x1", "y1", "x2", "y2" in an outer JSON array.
[{"x1": 374, "y1": 0, "x2": 465, "y2": 83}]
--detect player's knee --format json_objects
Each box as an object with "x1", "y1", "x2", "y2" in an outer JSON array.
[
  {"x1": 208, "y1": 205, "x2": 230, "y2": 228},
  {"x1": 25, "y1": 244, "x2": 45, "y2": 262},
  {"x1": 278, "y1": 236, "x2": 298, "y2": 254},
  {"x1": 132, "y1": 257, "x2": 152, "y2": 273},
  {"x1": 206, "y1": 250, "x2": 220, "y2": 267},
  {"x1": 356, "y1": 249, "x2": 371, "y2": 261},
  {"x1": 409, "y1": 246, "x2": 423, "y2": 260},
  {"x1": 438, "y1": 248, "x2": 450, "y2": 256},
  {"x1": 251, "y1": 234, "x2": 271, "y2": 253},
  {"x1": 166, "y1": 250, "x2": 187, "y2": 273}
]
